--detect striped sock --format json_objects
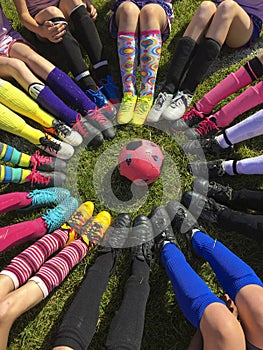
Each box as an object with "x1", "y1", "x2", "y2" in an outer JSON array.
[
  {"x1": 0, "y1": 165, "x2": 31, "y2": 184},
  {"x1": 0, "y1": 142, "x2": 31, "y2": 167}
]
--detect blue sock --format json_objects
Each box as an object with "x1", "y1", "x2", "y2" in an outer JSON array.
[
  {"x1": 46, "y1": 68, "x2": 96, "y2": 113},
  {"x1": 192, "y1": 231, "x2": 263, "y2": 301},
  {"x1": 161, "y1": 243, "x2": 224, "y2": 329}
]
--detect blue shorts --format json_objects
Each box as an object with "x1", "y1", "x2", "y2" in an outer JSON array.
[{"x1": 109, "y1": 0, "x2": 174, "y2": 42}]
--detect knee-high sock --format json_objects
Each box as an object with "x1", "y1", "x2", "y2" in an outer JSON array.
[
  {"x1": 214, "y1": 81, "x2": 263, "y2": 128},
  {"x1": 139, "y1": 30, "x2": 162, "y2": 99},
  {"x1": 106, "y1": 258, "x2": 150, "y2": 349},
  {"x1": 53, "y1": 251, "x2": 116, "y2": 349},
  {"x1": 224, "y1": 155, "x2": 263, "y2": 176},
  {"x1": 192, "y1": 231, "x2": 263, "y2": 301},
  {"x1": 180, "y1": 38, "x2": 221, "y2": 94},
  {"x1": 196, "y1": 56, "x2": 263, "y2": 114},
  {"x1": 0, "y1": 192, "x2": 32, "y2": 214},
  {"x1": 0, "y1": 142, "x2": 31, "y2": 167},
  {"x1": 0, "y1": 79, "x2": 55, "y2": 128},
  {"x1": 164, "y1": 36, "x2": 197, "y2": 94},
  {"x1": 29, "y1": 239, "x2": 88, "y2": 298},
  {"x1": 118, "y1": 31, "x2": 137, "y2": 97},
  {"x1": 161, "y1": 243, "x2": 224, "y2": 329},
  {"x1": 0, "y1": 103, "x2": 44, "y2": 144},
  {"x1": 70, "y1": 4, "x2": 109, "y2": 81},
  {"x1": 0, "y1": 217, "x2": 47, "y2": 252},
  {"x1": 45, "y1": 67, "x2": 96, "y2": 114},
  {"x1": 0, "y1": 165, "x2": 31, "y2": 184},
  {"x1": 0, "y1": 228, "x2": 69, "y2": 288}
]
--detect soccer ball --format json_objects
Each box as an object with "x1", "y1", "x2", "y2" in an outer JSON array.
[{"x1": 118, "y1": 139, "x2": 164, "y2": 186}]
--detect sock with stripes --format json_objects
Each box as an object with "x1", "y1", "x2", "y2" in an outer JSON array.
[
  {"x1": 0, "y1": 142, "x2": 31, "y2": 167},
  {"x1": 139, "y1": 30, "x2": 162, "y2": 98},
  {"x1": 0, "y1": 165, "x2": 31, "y2": 184},
  {"x1": 192, "y1": 231, "x2": 263, "y2": 301}
]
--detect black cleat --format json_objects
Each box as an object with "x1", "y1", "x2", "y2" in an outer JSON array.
[
  {"x1": 193, "y1": 178, "x2": 233, "y2": 206},
  {"x1": 182, "y1": 138, "x2": 233, "y2": 158},
  {"x1": 187, "y1": 160, "x2": 225, "y2": 179}
]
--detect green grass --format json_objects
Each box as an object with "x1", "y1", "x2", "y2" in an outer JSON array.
[{"x1": 1, "y1": 0, "x2": 263, "y2": 349}]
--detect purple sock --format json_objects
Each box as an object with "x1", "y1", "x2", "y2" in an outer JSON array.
[{"x1": 46, "y1": 67, "x2": 96, "y2": 113}]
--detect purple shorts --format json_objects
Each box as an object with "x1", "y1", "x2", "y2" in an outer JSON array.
[
  {"x1": 109, "y1": 0, "x2": 174, "y2": 42},
  {"x1": 0, "y1": 29, "x2": 30, "y2": 57}
]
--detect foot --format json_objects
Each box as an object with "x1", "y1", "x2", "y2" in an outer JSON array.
[
  {"x1": 171, "y1": 106, "x2": 206, "y2": 131},
  {"x1": 25, "y1": 170, "x2": 66, "y2": 188},
  {"x1": 86, "y1": 87, "x2": 116, "y2": 119},
  {"x1": 43, "y1": 119, "x2": 83, "y2": 147},
  {"x1": 132, "y1": 96, "x2": 153, "y2": 126},
  {"x1": 24, "y1": 187, "x2": 70, "y2": 210},
  {"x1": 117, "y1": 93, "x2": 137, "y2": 124},
  {"x1": 185, "y1": 116, "x2": 220, "y2": 139},
  {"x1": 38, "y1": 134, "x2": 74, "y2": 160},
  {"x1": 85, "y1": 109, "x2": 115, "y2": 140},
  {"x1": 130, "y1": 215, "x2": 154, "y2": 265},
  {"x1": 72, "y1": 115, "x2": 104, "y2": 148},
  {"x1": 182, "y1": 190, "x2": 227, "y2": 224},
  {"x1": 147, "y1": 92, "x2": 173, "y2": 123},
  {"x1": 41, "y1": 196, "x2": 79, "y2": 234},
  {"x1": 182, "y1": 138, "x2": 233, "y2": 157},
  {"x1": 193, "y1": 178, "x2": 233, "y2": 206},
  {"x1": 30, "y1": 151, "x2": 67, "y2": 172},
  {"x1": 98, "y1": 75, "x2": 121, "y2": 105},
  {"x1": 187, "y1": 160, "x2": 225, "y2": 179},
  {"x1": 162, "y1": 91, "x2": 193, "y2": 121}
]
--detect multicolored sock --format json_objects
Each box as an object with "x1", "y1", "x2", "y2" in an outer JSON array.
[
  {"x1": 81, "y1": 211, "x2": 111, "y2": 248},
  {"x1": 0, "y1": 142, "x2": 31, "y2": 167},
  {"x1": 118, "y1": 31, "x2": 137, "y2": 97},
  {"x1": 196, "y1": 56, "x2": 263, "y2": 114},
  {"x1": 45, "y1": 67, "x2": 96, "y2": 114},
  {"x1": 0, "y1": 103, "x2": 44, "y2": 144},
  {"x1": 28, "y1": 83, "x2": 77, "y2": 126},
  {"x1": 139, "y1": 30, "x2": 162, "y2": 98},
  {"x1": 192, "y1": 231, "x2": 263, "y2": 301},
  {"x1": 0, "y1": 165, "x2": 31, "y2": 184},
  {"x1": 29, "y1": 238, "x2": 88, "y2": 298},
  {"x1": 161, "y1": 243, "x2": 224, "y2": 329},
  {"x1": 0, "y1": 228, "x2": 69, "y2": 288},
  {"x1": 0, "y1": 191, "x2": 32, "y2": 214},
  {"x1": 0, "y1": 217, "x2": 47, "y2": 252}
]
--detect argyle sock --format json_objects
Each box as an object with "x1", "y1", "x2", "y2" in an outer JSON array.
[
  {"x1": 161, "y1": 242, "x2": 224, "y2": 329},
  {"x1": 139, "y1": 30, "x2": 162, "y2": 98},
  {"x1": 0, "y1": 142, "x2": 31, "y2": 167},
  {"x1": 196, "y1": 56, "x2": 263, "y2": 114},
  {"x1": 192, "y1": 231, "x2": 263, "y2": 301},
  {"x1": 118, "y1": 31, "x2": 137, "y2": 97},
  {"x1": 0, "y1": 165, "x2": 31, "y2": 184},
  {"x1": 0, "y1": 192, "x2": 32, "y2": 214}
]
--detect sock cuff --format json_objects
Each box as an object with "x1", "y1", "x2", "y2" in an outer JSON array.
[
  {"x1": 222, "y1": 129, "x2": 233, "y2": 146},
  {"x1": 70, "y1": 3, "x2": 85, "y2": 16},
  {"x1": 118, "y1": 31, "x2": 136, "y2": 37},
  {"x1": 140, "y1": 30, "x2": 161, "y2": 37},
  {"x1": 0, "y1": 270, "x2": 19, "y2": 289},
  {"x1": 245, "y1": 56, "x2": 263, "y2": 80},
  {"x1": 28, "y1": 276, "x2": 49, "y2": 299},
  {"x1": 232, "y1": 159, "x2": 238, "y2": 175},
  {"x1": 74, "y1": 70, "x2": 91, "y2": 82}
]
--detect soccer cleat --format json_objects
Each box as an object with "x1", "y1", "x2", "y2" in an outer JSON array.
[
  {"x1": 30, "y1": 150, "x2": 67, "y2": 172},
  {"x1": 85, "y1": 109, "x2": 115, "y2": 140},
  {"x1": 98, "y1": 75, "x2": 121, "y2": 105},
  {"x1": 185, "y1": 116, "x2": 220, "y2": 140},
  {"x1": 132, "y1": 96, "x2": 153, "y2": 126},
  {"x1": 24, "y1": 187, "x2": 71, "y2": 210},
  {"x1": 25, "y1": 170, "x2": 66, "y2": 188},
  {"x1": 86, "y1": 87, "x2": 116, "y2": 119},
  {"x1": 43, "y1": 119, "x2": 83, "y2": 147},
  {"x1": 171, "y1": 106, "x2": 206, "y2": 132},
  {"x1": 38, "y1": 134, "x2": 74, "y2": 160},
  {"x1": 81, "y1": 211, "x2": 112, "y2": 248},
  {"x1": 98, "y1": 213, "x2": 131, "y2": 252},
  {"x1": 147, "y1": 92, "x2": 173, "y2": 123},
  {"x1": 194, "y1": 178, "x2": 233, "y2": 206},
  {"x1": 187, "y1": 159, "x2": 225, "y2": 179},
  {"x1": 182, "y1": 190, "x2": 227, "y2": 225},
  {"x1": 129, "y1": 215, "x2": 154, "y2": 265},
  {"x1": 42, "y1": 196, "x2": 79, "y2": 234},
  {"x1": 66, "y1": 201, "x2": 94, "y2": 233},
  {"x1": 117, "y1": 93, "x2": 137, "y2": 124},
  {"x1": 182, "y1": 138, "x2": 233, "y2": 157},
  {"x1": 162, "y1": 91, "x2": 193, "y2": 121},
  {"x1": 72, "y1": 115, "x2": 104, "y2": 148}
]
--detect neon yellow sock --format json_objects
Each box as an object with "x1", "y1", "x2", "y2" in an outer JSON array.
[
  {"x1": 0, "y1": 103, "x2": 44, "y2": 144},
  {"x1": 0, "y1": 142, "x2": 31, "y2": 167},
  {"x1": 0, "y1": 79, "x2": 54, "y2": 127}
]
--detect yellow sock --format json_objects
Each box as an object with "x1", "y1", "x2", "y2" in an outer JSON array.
[
  {"x1": 0, "y1": 142, "x2": 31, "y2": 167},
  {"x1": 0, "y1": 79, "x2": 54, "y2": 127},
  {"x1": 0, "y1": 103, "x2": 44, "y2": 144}
]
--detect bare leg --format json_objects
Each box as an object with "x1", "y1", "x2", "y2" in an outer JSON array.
[
  {"x1": 116, "y1": 2, "x2": 140, "y2": 32},
  {"x1": 139, "y1": 4, "x2": 167, "y2": 32}
]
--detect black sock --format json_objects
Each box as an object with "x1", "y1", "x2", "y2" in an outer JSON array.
[
  {"x1": 163, "y1": 36, "x2": 198, "y2": 94},
  {"x1": 180, "y1": 37, "x2": 221, "y2": 94},
  {"x1": 70, "y1": 5, "x2": 109, "y2": 81},
  {"x1": 244, "y1": 56, "x2": 263, "y2": 81}
]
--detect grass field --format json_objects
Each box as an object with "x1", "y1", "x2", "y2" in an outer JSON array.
[{"x1": 1, "y1": 0, "x2": 263, "y2": 349}]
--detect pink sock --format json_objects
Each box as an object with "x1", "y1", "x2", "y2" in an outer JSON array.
[
  {"x1": 196, "y1": 66, "x2": 253, "y2": 114},
  {"x1": 29, "y1": 239, "x2": 88, "y2": 298},
  {"x1": 0, "y1": 217, "x2": 47, "y2": 252},
  {"x1": 0, "y1": 228, "x2": 68, "y2": 288},
  {"x1": 214, "y1": 81, "x2": 263, "y2": 128},
  {"x1": 0, "y1": 192, "x2": 32, "y2": 214}
]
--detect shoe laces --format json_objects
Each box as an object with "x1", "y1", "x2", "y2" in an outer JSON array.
[
  {"x1": 196, "y1": 118, "x2": 219, "y2": 136},
  {"x1": 54, "y1": 120, "x2": 71, "y2": 137},
  {"x1": 74, "y1": 115, "x2": 89, "y2": 137},
  {"x1": 42, "y1": 206, "x2": 65, "y2": 233},
  {"x1": 90, "y1": 87, "x2": 108, "y2": 105},
  {"x1": 88, "y1": 109, "x2": 108, "y2": 126},
  {"x1": 30, "y1": 150, "x2": 52, "y2": 171},
  {"x1": 68, "y1": 210, "x2": 88, "y2": 233},
  {"x1": 170, "y1": 93, "x2": 185, "y2": 108},
  {"x1": 82, "y1": 221, "x2": 103, "y2": 247},
  {"x1": 182, "y1": 107, "x2": 202, "y2": 122},
  {"x1": 135, "y1": 99, "x2": 150, "y2": 114},
  {"x1": 27, "y1": 188, "x2": 56, "y2": 206},
  {"x1": 25, "y1": 170, "x2": 51, "y2": 186},
  {"x1": 100, "y1": 76, "x2": 119, "y2": 97},
  {"x1": 154, "y1": 92, "x2": 167, "y2": 110},
  {"x1": 210, "y1": 182, "x2": 232, "y2": 199},
  {"x1": 41, "y1": 135, "x2": 61, "y2": 153}
]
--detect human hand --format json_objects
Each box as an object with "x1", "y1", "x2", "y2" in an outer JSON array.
[
  {"x1": 86, "y1": 0, "x2": 98, "y2": 20},
  {"x1": 39, "y1": 20, "x2": 66, "y2": 43}
]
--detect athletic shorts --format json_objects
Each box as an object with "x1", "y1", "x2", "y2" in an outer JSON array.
[
  {"x1": 246, "y1": 340, "x2": 261, "y2": 350},
  {"x1": 109, "y1": 0, "x2": 174, "y2": 42},
  {"x1": 0, "y1": 29, "x2": 30, "y2": 57}
]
